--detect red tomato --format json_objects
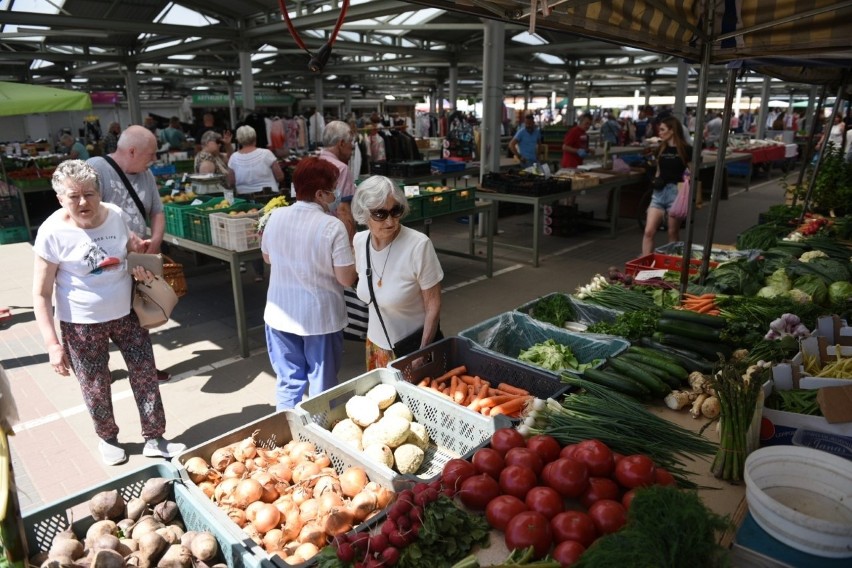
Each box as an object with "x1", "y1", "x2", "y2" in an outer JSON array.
[
  {"x1": 526, "y1": 435, "x2": 562, "y2": 464},
  {"x1": 541, "y1": 458, "x2": 589, "y2": 498},
  {"x1": 552, "y1": 541, "x2": 586, "y2": 567},
  {"x1": 614, "y1": 454, "x2": 656, "y2": 489},
  {"x1": 498, "y1": 465, "x2": 538, "y2": 500},
  {"x1": 485, "y1": 494, "x2": 529, "y2": 531},
  {"x1": 550, "y1": 510, "x2": 597, "y2": 547},
  {"x1": 524, "y1": 486, "x2": 564, "y2": 519},
  {"x1": 458, "y1": 473, "x2": 500, "y2": 511},
  {"x1": 612, "y1": 451, "x2": 625, "y2": 465},
  {"x1": 579, "y1": 477, "x2": 621, "y2": 509},
  {"x1": 588, "y1": 499, "x2": 627, "y2": 535},
  {"x1": 572, "y1": 439, "x2": 615, "y2": 477},
  {"x1": 654, "y1": 467, "x2": 676, "y2": 487},
  {"x1": 505, "y1": 447, "x2": 544, "y2": 476},
  {"x1": 505, "y1": 511, "x2": 553, "y2": 560},
  {"x1": 621, "y1": 488, "x2": 637, "y2": 510},
  {"x1": 441, "y1": 459, "x2": 476, "y2": 494},
  {"x1": 490, "y1": 428, "x2": 526, "y2": 456},
  {"x1": 471, "y1": 447, "x2": 505, "y2": 479},
  {"x1": 560, "y1": 443, "x2": 580, "y2": 460}
]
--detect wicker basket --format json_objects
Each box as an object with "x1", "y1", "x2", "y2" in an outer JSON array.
[{"x1": 163, "y1": 255, "x2": 187, "y2": 298}]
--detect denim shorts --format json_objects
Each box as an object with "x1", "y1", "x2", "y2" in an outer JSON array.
[{"x1": 650, "y1": 183, "x2": 678, "y2": 211}]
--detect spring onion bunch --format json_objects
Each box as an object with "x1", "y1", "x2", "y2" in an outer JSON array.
[{"x1": 524, "y1": 377, "x2": 718, "y2": 489}]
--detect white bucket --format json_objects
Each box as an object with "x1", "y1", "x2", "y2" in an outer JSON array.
[{"x1": 744, "y1": 445, "x2": 852, "y2": 558}]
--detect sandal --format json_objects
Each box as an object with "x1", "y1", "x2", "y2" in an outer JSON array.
[{"x1": 0, "y1": 308, "x2": 11, "y2": 323}]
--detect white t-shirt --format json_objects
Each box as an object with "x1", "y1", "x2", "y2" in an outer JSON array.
[
  {"x1": 86, "y1": 156, "x2": 162, "y2": 238},
  {"x1": 33, "y1": 202, "x2": 133, "y2": 324},
  {"x1": 354, "y1": 226, "x2": 444, "y2": 350},
  {"x1": 228, "y1": 148, "x2": 279, "y2": 195},
  {"x1": 261, "y1": 201, "x2": 354, "y2": 335}
]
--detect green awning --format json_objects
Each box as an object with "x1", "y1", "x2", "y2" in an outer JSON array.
[{"x1": 0, "y1": 81, "x2": 91, "y2": 117}]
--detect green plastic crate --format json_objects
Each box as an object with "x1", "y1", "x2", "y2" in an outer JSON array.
[
  {"x1": 450, "y1": 186, "x2": 476, "y2": 212},
  {"x1": 0, "y1": 225, "x2": 29, "y2": 244},
  {"x1": 404, "y1": 194, "x2": 424, "y2": 223},
  {"x1": 516, "y1": 292, "x2": 622, "y2": 327},
  {"x1": 10, "y1": 177, "x2": 51, "y2": 190},
  {"x1": 421, "y1": 192, "x2": 452, "y2": 217},
  {"x1": 174, "y1": 159, "x2": 195, "y2": 173},
  {"x1": 458, "y1": 311, "x2": 629, "y2": 377},
  {"x1": 186, "y1": 201, "x2": 258, "y2": 244},
  {"x1": 22, "y1": 463, "x2": 261, "y2": 568},
  {"x1": 163, "y1": 195, "x2": 223, "y2": 238}
]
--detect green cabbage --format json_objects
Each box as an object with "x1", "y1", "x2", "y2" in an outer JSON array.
[
  {"x1": 765, "y1": 268, "x2": 792, "y2": 293},
  {"x1": 757, "y1": 286, "x2": 783, "y2": 299},
  {"x1": 828, "y1": 281, "x2": 852, "y2": 304},
  {"x1": 793, "y1": 275, "x2": 828, "y2": 305}
]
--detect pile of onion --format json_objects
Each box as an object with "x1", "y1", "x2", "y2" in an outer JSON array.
[{"x1": 184, "y1": 432, "x2": 394, "y2": 565}]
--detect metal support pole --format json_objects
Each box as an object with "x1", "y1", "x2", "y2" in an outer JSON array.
[
  {"x1": 481, "y1": 18, "x2": 505, "y2": 177},
  {"x1": 791, "y1": 85, "x2": 827, "y2": 206},
  {"x1": 757, "y1": 76, "x2": 771, "y2": 140}
]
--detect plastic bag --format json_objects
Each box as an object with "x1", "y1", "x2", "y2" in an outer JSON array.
[
  {"x1": 517, "y1": 293, "x2": 622, "y2": 326},
  {"x1": 669, "y1": 180, "x2": 691, "y2": 218},
  {"x1": 458, "y1": 311, "x2": 629, "y2": 372}
]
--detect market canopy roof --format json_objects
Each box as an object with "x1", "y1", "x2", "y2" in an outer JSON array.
[{"x1": 0, "y1": 81, "x2": 91, "y2": 117}]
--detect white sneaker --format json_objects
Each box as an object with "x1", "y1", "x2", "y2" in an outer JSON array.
[
  {"x1": 143, "y1": 437, "x2": 186, "y2": 458},
  {"x1": 99, "y1": 438, "x2": 127, "y2": 466}
]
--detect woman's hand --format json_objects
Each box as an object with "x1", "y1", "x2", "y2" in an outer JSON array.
[
  {"x1": 131, "y1": 266, "x2": 156, "y2": 284},
  {"x1": 49, "y1": 343, "x2": 70, "y2": 376},
  {"x1": 128, "y1": 232, "x2": 151, "y2": 253},
  {"x1": 222, "y1": 130, "x2": 233, "y2": 144}
]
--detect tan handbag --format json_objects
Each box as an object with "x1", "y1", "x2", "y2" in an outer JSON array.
[
  {"x1": 133, "y1": 276, "x2": 179, "y2": 329},
  {"x1": 127, "y1": 252, "x2": 187, "y2": 298}
]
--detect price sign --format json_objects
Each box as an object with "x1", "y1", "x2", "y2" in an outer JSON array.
[{"x1": 403, "y1": 185, "x2": 420, "y2": 197}]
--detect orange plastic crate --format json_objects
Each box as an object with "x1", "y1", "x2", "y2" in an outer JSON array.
[{"x1": 625, "y1": 253, "x2": 718, "y2": 276}]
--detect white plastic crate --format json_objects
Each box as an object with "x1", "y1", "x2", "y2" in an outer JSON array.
[
  {"x1": 210, "y1": 211, "x2": 260, "y2": 251},
  {"x1": 295, "y1": 368, "x2": 511, "y2": 481}
]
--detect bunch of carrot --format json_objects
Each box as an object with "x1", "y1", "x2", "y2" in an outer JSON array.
[
  {"x1": 416, "y1": 364, "x2": 532, "y2": 418},
  {"x1": 681, "y1": 293, "x2": 720, "y2": 315}
]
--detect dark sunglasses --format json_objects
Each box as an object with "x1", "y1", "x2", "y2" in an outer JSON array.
[{"x1": 370, "y1": 205, "x2": 404, "y2": 221}]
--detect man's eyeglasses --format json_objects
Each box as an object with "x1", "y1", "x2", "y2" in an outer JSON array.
[{"x1": 369, "y1": 205, "x2": 404, "y2": 221}]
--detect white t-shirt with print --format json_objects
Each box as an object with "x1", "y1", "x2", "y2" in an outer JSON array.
[{"x1": 33, "y1": 202, "x2": 133, "y2": 324}]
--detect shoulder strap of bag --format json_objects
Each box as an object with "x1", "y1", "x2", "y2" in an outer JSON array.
[
  {"x1": 365, "y1": 237, "x2": 394, "y2": 349},
  {"x1": 102, "y1": 155, "x2": 148, "y2": 224}
]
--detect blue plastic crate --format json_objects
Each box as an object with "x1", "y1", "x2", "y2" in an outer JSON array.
[
  {"x1": 150, "y1": 164, "x2": 177, "y2": 176},
  {"x1": 22, "y1": 463, "x2": 259, "y2": 568},
  {"x1": 430, "y1": 159, "x2": 466, "y2": 173},
  {"x1": 458, "y1": 311, "x2": 629, "y2": 377}
]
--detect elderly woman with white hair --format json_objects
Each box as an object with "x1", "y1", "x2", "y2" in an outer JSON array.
[
  {"x1": 60, "y1": 133, "x2": 90, "y2": 161},
  {"x1": 32, "y1": 160, "x2": 185, "y2": 466},
  {"x1": 352, "y1": 176, "x2": 444, "y2": 370},
  {"x1": 227, "y1": 124, "x2": 285, "y2": 281}
]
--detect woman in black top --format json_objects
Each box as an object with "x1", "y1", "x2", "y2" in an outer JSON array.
[{"x1": 643, "y1": 116, "x2": 692, "y2": 255}]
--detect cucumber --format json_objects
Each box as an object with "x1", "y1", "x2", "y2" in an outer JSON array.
[
  {"x1": 618, "y1": 355, "x2": 682, "y2": 390},
  {"x1": 606, "y1": 357, "x2": 671, "y2": 397},
  {"x1": 638, "y1": 338, "x2": 715, "y2": 374},
  {"x1": 657, "y1": 318, "x2": 722, "y2": 342},
  {"x1": 661, "y1": 308, "x2": 726, "y2": 329},
  {"x1": 626, "y1": 346, "x2": 689, "y2": 382},
  {"x1": 583, "y1": 368, "x2": 650, "y2": 399},
  {"x1": 653, "y1": 332, "x2": 732, "y2": 361}
]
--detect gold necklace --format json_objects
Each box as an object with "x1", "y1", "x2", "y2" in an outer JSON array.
[{"x1": 373, "y1": 239, "x2": 395, "y2": 288}]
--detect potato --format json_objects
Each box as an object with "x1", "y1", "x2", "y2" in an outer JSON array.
[
  {"x1": 137, "y1": 531, "x2": 168, "y2": 566},
  {"x1": 383, "y1": 401, "x2": 413, "y2": 422},
  {"x1": 92, "y1": 534, "x2": 120, "y2": 552},
  {"x1": 365, "y1": 383, "x2": 397, "y2": 410},
  {"x1": 84, "y1": 520, "x2": 117, "y2": 548},
  {"x1": 140, "y1": 477, "x2": 171, "y2": 506},
  {"x1": 89, "y1": 490, "x2": 125, "y2": 521},
  {"x1": 189, "y1": 532, "x2": 219, "y2": 563},
  {"x1": 345, "y1": 395, "x2": 380, "y2": 427},
  {"x1": 91, "y1": 549, "x2": 124, "y2": 568},
  {"x1": 47, "y1": 539, "x2": 84, "y2": 561},
  {"x1": 130, "y1": 516, "x2": 164, "y2": 540},
  {"x1": 393, "y1": 444, "x2": 425, "y2": 475},
  {"x1": 406, "y1": 422, "x2": 430, "y2": 450},
  {"x1": 125, "y1": 497, "x2": 149, "y2": 521},
  {"x1": 158, "y1": 544, "x2": 192, "y2": 568}
]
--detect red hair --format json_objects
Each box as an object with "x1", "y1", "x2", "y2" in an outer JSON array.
[{"x1": 293, "y1": 156, "x2": 340, "y2": 201}]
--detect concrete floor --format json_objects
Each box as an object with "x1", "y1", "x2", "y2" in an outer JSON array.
[{"x1": 0, "y1": 168, "x2": 787, "y2": 514}]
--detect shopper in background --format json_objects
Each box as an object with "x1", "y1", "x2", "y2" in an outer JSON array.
[
  {"x1": 352, "y1": 176, "x2": 444, "y2": 370},
  {"x1": 703, "y1": 112, "x2": 723, "y2": 148},
  {"x1": 643, "y1": 115, "x2": 692, "y2": 255},
  {"x1": 193, "y1": 112, "x2": 225, "y2": 149},
  {"x1": 60, "y1": 134, "x2": 90, "y2": 161},
  {"x1": 32, "y1": 160, "x2": 185, "y2": 466},
  {"x1": 600, "y1": 111, "x2": 622, "y2": 146},
  {"x1": 102, "y1": 122, "x2": 121, "y2": 155},
  {"x1": 319, "y1": 120, "x2": 357, "y2": 241},
  {"x1": 261, "y1": 157, "x2": 357, "y2": 410},
  {"x1": 348, "y1": 118, "x2": 365, "y2": 181},
  {"x1": 227, "y1": 125, "x2": 284, "y2": 283},
  {"x1": 159, "y1": 116, "x2": 187, "y2": 150},
  {"x1": 816, "y1": 114, "x2": 846, "y2": 152},
  {"x1": 508, "y1": 114, "x2": 543, "y2": 166},
  {"x1": 560, "y1": 113, "x2": 595, "y2": 169},
  {"x1": 194, "y1": 130, "x2": 232, "y2": 176},
  {"x1": 87, "y1": 125, "x2": 171, "y2": 383}
]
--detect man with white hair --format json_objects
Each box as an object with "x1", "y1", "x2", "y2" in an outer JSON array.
[
  {"x1": 88, "y1": 125, "x2": 170, "y2": 382},
  {"x1": 318, "y1": 120, "x2": 357, "y2": 241}
]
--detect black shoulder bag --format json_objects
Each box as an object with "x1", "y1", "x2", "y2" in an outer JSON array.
[
  {"x1": 103, "y1": 155, "x2": 148, "y2": 224},
  {"x1": 364, "y1": 237, "x2": 441, "y2": 357}
]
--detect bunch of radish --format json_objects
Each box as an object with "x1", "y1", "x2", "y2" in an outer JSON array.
[{"x1": 441, "y1": 428, "x2": 677, "y2": 566}]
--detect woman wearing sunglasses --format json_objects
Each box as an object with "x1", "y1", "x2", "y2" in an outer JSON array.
[
  {"x1": 352, "y1": 176, "x2": 444, "y2": 370},
  {"x1": 261, "y1": 157, "x2": 357, "y2": 410}
]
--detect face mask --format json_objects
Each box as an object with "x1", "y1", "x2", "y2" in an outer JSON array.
[{"x1": 326, "y1": 188, "x2": 342, "y2": 213}]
